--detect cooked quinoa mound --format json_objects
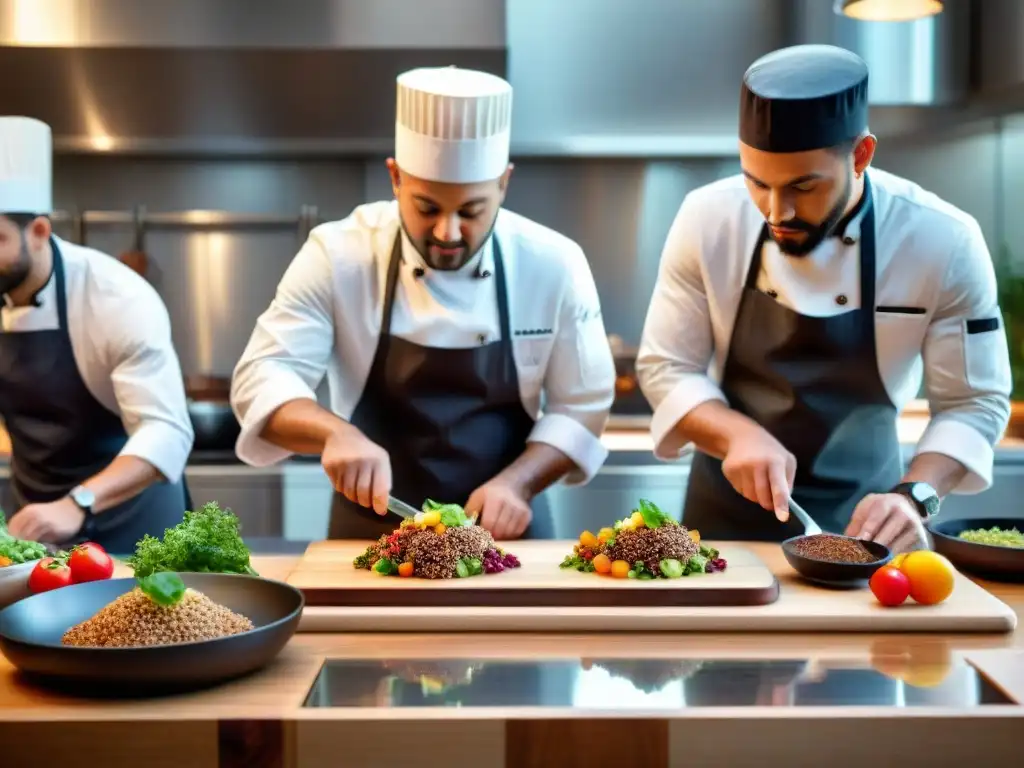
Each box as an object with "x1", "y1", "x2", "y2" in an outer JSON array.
[
  {"x1": 606, "y1": 524, "x2": 700, "y2": 575},
  {"x1": 359, "y1": 525, "x2": 499, "y2": 579},
  {"x1": 61, "y1": 588, "x2": 254, "y2": 648}
]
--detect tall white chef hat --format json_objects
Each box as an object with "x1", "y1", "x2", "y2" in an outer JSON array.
[
  {"x1": 0, "y1": 116, "x2": 52, "y2": 214},
  {"x1": 395, "y1": 66, "x2": 512, "y2": 185}
]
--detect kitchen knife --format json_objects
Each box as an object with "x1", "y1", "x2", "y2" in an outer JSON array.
[{"x1": 386, "y1": 496, "x2": 421, "y2": 520}]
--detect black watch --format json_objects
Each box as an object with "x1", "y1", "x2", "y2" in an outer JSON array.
[
  {"x1": 891, "y1": 481, "x2": 940, "y2": 519},
  {"x1": 69, "y1": 485, "x2": 97, "y2": 535}
]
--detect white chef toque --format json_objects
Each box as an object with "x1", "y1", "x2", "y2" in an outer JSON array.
[
  {"x1": 394, "y1": 66, "x2": 513, "y2": 184},
  {"x1": 0, "y1": 116, "x2": 52, "y2": 214}
]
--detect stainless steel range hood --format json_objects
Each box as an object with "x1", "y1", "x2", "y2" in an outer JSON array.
[{"x1": 0, "y1": 0, "x2": 507, "y2": 155}]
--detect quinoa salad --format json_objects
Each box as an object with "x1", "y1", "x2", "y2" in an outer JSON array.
[
  {"x1": 353, "y1": 500, "x2": 522, "y2": 579},
  {"x1": 561, "y1": 499, "x2": 726, "y2": 579}
]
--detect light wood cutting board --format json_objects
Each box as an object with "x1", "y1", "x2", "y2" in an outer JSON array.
[
  {"x1": 286, "y1": 540, "x2": 780, "y2": 608},
  {"x1": 287, "y1": 541, "x2": 1018, "y2": 634}
]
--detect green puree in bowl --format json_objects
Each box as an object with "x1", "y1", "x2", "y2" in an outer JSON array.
[{"x1": 958, "y1": 526, "x2": 1024, "y2": 549}]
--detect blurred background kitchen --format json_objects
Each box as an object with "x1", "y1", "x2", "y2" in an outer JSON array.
[{"x1": 1, "y1": 0, "x2": 1022, "y2": 541}]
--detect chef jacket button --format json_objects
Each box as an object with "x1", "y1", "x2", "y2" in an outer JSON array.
[
  {"x1": 766, "y1": 289, "x2": 778, "y2": 299},
  {"x1": 836, "y1": 294, "x2": 848, "y2": 306},
  {"x1": 842, "y1": 236, "x2": 856, "y2": 246}
]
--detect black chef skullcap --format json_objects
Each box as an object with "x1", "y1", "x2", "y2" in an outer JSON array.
[{"x1": 740, "y1": 44, "x2": 869, "y2": 153}]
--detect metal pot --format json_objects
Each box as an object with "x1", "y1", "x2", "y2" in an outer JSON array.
[{"x1": 187, "y1": 399, "x2": 241, "y2": 452}]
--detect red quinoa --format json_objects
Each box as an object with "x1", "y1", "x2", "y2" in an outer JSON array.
[{"x1": 791, "y1": 534, "x2": 879, "y2": 564}]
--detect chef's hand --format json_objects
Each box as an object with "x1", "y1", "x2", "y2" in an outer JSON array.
[
  {"x1": 465, "y1": 480, "x2": 532, "y2": 540},
  {"x1": 721, "y1": 426, "x2": 796, "y2": 522},
  {"x1": 7, "y1": 497, "x2": 85, "y2": 544},
  {"x1": 845, "y1": 493, "x2": 928, "y2": 554},
  {"x1": 322, "y1": 425, "x2": 391, "y2": 516}
]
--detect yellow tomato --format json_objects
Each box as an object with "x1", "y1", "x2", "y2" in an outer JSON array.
[
  {"x1": 598, "y1": 527, "x2": 615, "y2": 542},
  {"x1": 899, "y1": 551, "x2": 955, "y2": 606},
  {"x1": 630, "y1": 511, "x2": 645, "y2": 528},
  {"x1": 422, "y1": 510, "x2": 441, "y2": 527},
  {"x1": 688, "y1": 529, "x2": 700, "y2": 544}
]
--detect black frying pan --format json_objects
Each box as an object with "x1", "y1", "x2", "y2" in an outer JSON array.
[
  {"x1": 928, "y1": 516, "x2": 1024, "y2": 582},
  {"x1": 0, "y1": 572, "x2": 303, "y2": 696}
]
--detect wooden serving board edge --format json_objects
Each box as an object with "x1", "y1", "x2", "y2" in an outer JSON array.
[
  {"x1": 295, "y1": 604, "x2": 1018, "y2": 634},
  {"x1": 296, "y1": 576, "x2": 781, "y2": 608}
]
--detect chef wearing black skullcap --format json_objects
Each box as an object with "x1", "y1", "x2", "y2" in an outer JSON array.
[{"x1": 637, "y1": 45, "x2": 1012, "y2": 552}]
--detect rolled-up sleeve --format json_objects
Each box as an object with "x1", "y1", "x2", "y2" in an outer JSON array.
[
  {"x1": 915, "y1": 220, "x2": 1012, "y2": 493},
  {"x1": 637, "y1": 193, "x2": 727, "y2": 460},
  {"x1": 528, "y1": 245, "x2": 616, "y2": 485},
  {"x1": 230, "y1": 236, "x2": 336, "y2": 466},
  {"x1": 107, "y1": 290, "x2": 194, "y2": 484}
]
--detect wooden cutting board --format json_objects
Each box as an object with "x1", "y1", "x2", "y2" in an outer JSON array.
[
  {"x1": 286, "y1": 540, "x2": 780, "y2": 608},
  {"x1": 287, "y1": 541, "x2": 1018, "y2": 634}
]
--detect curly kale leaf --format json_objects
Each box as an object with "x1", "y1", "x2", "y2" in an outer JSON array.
[{"x1": 127, "y1": 501, "x2": 258, "y2": 578}]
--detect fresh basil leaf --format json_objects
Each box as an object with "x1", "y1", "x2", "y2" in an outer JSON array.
[
  {"x1": 138, "y1": 572, "x2": 186, "y2": 606},
  {"x1": 637, "y1": 498, "x2": 667, "y2": 529}
]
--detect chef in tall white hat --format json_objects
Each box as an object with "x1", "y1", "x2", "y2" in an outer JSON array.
[
  {"x1": 0, "y1": 116, "x2": 195, "y2": 550},
  {"x1": 231, "y1": 67, "x2": 615, "y2": 540}
]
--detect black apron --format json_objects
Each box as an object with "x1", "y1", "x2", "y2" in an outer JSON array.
[
  {"x1": 0, "y1": 239, "x2": 189, "y2": 554},
  {"x1": 328, "y1": 233, "x2": 553, "y2": 540},
  {"x1": 683, "y1": 176, "x2": 903, "y2": 540}
]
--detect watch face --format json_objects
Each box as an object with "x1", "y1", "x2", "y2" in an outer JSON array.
[
  {"x1": 72, "y1": 487, "x2": 96, "y2": 508},
  {"x1": 911, "y1": 483, "x2": 936, "y2": 503}
]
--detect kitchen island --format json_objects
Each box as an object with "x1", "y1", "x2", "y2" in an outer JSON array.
[{"x1": 1, "y1": 547, "x2": 1022, "y2": 768}]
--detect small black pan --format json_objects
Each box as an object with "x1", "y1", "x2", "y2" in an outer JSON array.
[
  {"x1": 0, "y1": 572, "x2": 303, "y2": 696},
  {"x1": 928, "y1": 516, "x2": 1024, "y2": 582},
  {"x1": 782, "y1": 533, "x2": 892, "y2": 588}
]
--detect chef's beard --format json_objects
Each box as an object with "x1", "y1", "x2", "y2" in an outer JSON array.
[
  {"x1": 769, "y1": 172, "x2": 853, "y2": 258},
  {"x1": 0, "y1": 240, "x2": 32, "y2": 296},
  {"x1": 400, "y1": 216, "x2": 498, "y2": 272}
]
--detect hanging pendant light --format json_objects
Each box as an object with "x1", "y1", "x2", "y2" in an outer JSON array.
[{"x1": 835, "y1": 0, "x2": 943, "y2": 22}]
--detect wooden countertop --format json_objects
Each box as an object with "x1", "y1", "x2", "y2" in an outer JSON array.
[{"x1": 2, "y1": 547, "x2": 1024, "y2": 767}]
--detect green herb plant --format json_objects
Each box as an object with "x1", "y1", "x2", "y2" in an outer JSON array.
[{"x1": 127, "y1": 501, "x2": 257, "y2": 578}]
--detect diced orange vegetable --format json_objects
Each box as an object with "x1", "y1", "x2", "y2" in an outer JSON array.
[
  {"x1": 611, "y1": 560, "x2": 631, "y2": 578},
  {"x1": 598, "y1": 527, "x2": 615, "y2": 542},
  {"x1": 579, "y1": 530, "x2": 600, "y2": 548},
  {"x1": 434, "y1": 523, "x2": 447, "y2": 535},
  {"x1": 630, "y1": 511, "x2": 645, "y2": 528},
  {"x1": 398, "y1": 561, "x2": 414, "y2": 577},
  {"x1": 422, "y1": 510, "x2": 441, "y2": 527},
  {"x1": 0, "y1": 556, "x2": 11, "y2": 567},
  {"x1": 688, "y1": 529, "x2": 700, "y2": 544},
  {"x1": 592, "y1": 553, "x2": 612, "y2": 574}
]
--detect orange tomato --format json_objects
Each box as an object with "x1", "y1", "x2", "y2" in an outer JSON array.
[
  {"x1": 899, "y1": 551, "x2": 955, "y2": 605},
  {"x1": 592, "y1": 553, "x2": 612, "y2": 575},
  {"x1": 434, "y1": 523, "x2": 447, "y2": 535},
  {"x1": 398, "y1": 561, "x2": 414, "y2": 578},
  {"x1": 579, "y1": 530, "x2": 600, "y2": 549},
  {"x1": 611, "y1": 560, "x2": 631, "y2": 579}
]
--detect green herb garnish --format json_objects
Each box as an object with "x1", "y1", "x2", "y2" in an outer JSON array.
[
  {"x1": 374, "y1": 558, "x2": 397, "y2": 575},
  {"x1": 0, "y1": 511, "x2": 49, "y2": 565},
  {"x1": 636, "y1": 498, "x2": 670, "y2": 529},
  {"x1": 560, "y1": 553, "x2": 596, "y2": 572},
  {"x1": 423, "y1": 499, "x2": 474, "y2": 527},
  {"x1": 137, "y1": 572, "x2": 186, "y2": 606},
  {"x1": 127, "y1": 501, "x2": 257, "y2": 578}
]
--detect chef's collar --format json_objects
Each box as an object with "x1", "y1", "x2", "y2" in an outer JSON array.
[
  {"x1": 832, "y1": 176, "x2": 871, "y2": 245},
  {"x1": 399, "y1": 228, "x2": 495, "y2": 279}
]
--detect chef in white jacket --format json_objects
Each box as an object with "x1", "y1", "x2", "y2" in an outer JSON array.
[
  {"x1": 0, "y1": 117, "x2": 194, "y2": 551},
  {"x1": 637, "y1": 45, "x2": 1012, "y2": 553},
  {"x1": 231, "y1": 67, "x2": 615, "y2": 540}
]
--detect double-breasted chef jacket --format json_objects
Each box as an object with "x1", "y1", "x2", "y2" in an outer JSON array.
[
  {"x1": 0, "y1": 237, "x2": 195, "y2": 548},
  {"x1": 637, "y1": 167, "x2": 1012, "y2": 497},
  {"x1": 231, "y1": 200, "x2": 617, "y2": 492}
]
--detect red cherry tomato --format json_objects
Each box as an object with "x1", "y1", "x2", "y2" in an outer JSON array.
[
  {"x1": 28, "y1": 557, "x2": 73, "y2": 593},
  {"x1": 67, "y1": 542, "x2": 115, "y2": 583},
  {"x1": 870, "y1": 565, "x2": 911, "y2": 607}
]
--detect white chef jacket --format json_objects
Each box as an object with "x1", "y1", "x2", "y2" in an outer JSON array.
[
  {"x1": 230, "y1": 200, "x2": 616, "y2": 485},
  {"x1": 0, "y1": 237, "x2": 194, "y2": 483},
  {"x1": 637, "y1": 168, "x2": 1012, "y2": 494}
]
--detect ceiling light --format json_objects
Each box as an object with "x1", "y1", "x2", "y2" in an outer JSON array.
[{"x1": 835, "y1": 0, "x2": 943, "y2": 22}]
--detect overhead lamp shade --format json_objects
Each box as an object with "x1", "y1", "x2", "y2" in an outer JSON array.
[{"x1": 834, "y1": 0, "x2": 943, "y2": 22}]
